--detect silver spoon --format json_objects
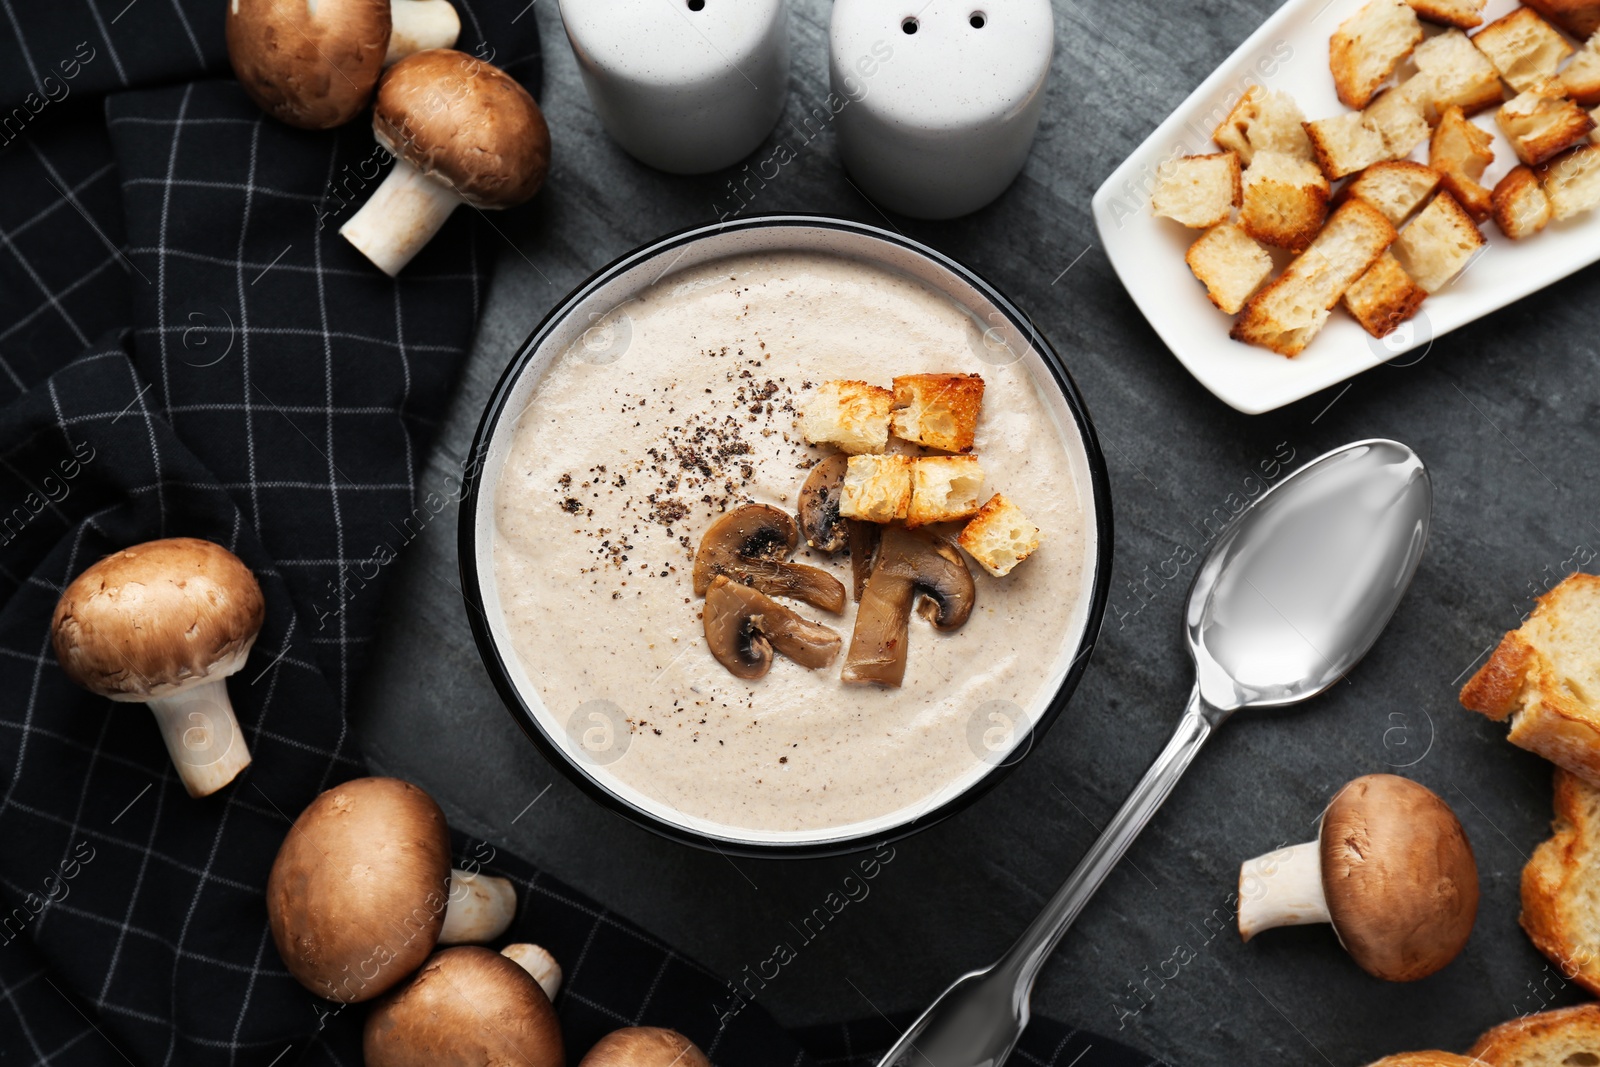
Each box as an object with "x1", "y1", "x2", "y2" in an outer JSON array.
[{"x1": 876, "y1": 438, "x2": 1432, "y2": 1067}]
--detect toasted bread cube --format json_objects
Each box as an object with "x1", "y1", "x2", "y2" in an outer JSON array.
[
  {"x1": 1410, "y1": 29, "x2": 1507, "y2": 118},
  {"x1": 1537, "y1": 142, "x2": 1600, "y2": 218},
  {"x1": 1151, "y1": 152, "x2": 1242, "y2": 227},
  {"x1": 1305, "y1": 85, "x2": 1430, "y2": 179},
  {"x1": 1332, "y1": 0, "x2": 1426, "y2": 108},
  {"x1": 1232, "y1": 199, "x2": 1398, "y2": 356},
  {"x1": 1429, "y1": 106, "x2": 1496, "y2": 220},
  {"x1": 800, "y1": 380, "x2": 892, "y2": 454},
  {"x1": 1340, "y1": 159, "x2": 1443, "y2": 224},
  {"x1": 905, "y1": 456, "x2": 986, "y2": 528},
  {"x1": 1525, "y1": 0, "x2": 1600, "y2": 37},
  {"x1": 1238, "y1": 151, "x2": 1331, "y2": 250},
  {"x1": 889, "y1": 373, "x2": 984, "y2": 453},
  {"x1": 1213, "y1": 86, "x2": 1314, "y2": 164},
  {"x1": 1405, "y1": 0, "x2": 1486, "y2": 29},
  {"x1": 1499, "y1": 81, "x2": 1598, "y2": 164},
  {"x1": 1185, "y1": 224, "x2": 1275, "y2": 314},
  {"x1": 1472, "y1": 7, "x2": 1575, "y2": 92},
  {"x1": 1493, "y1": 164, "x2": 1555, "y2": 236},
  {"x1": 1343, "y1": 252, "x2": 1428, "y2": 338},
  {"x1": 1564, "y1": 33, "x2": 1600, "y2": 106},
  {"x1": 958, "y1": 494, "x2": 1041, "y2": 578},
  {"x1": 1392, "y1": 192, "x2": 1485, "y2": 292},
  {"x1": 840, "y1": 455, "x2": 911, "y2": 523}
]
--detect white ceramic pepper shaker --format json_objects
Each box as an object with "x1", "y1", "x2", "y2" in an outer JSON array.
[
  {"x1": 559, "y1": 0, "x2": 791, "y2": 175},
  {"x1": 830, "y1": 0, "x2": 1054, "y2": 219}
]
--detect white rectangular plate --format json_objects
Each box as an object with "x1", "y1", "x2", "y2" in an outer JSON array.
[{"x1": 1092, "y1": 0, "x2": 1599, "y2": 414}]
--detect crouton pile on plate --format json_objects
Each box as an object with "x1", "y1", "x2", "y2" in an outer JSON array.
[{"x1": 1153, "y1": 0, "x2": 1600, "y2": 357}]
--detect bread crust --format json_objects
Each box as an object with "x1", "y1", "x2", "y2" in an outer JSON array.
[
  {"x1": 1499, "y1": 83, "x2": 1598, "y2": 167},
  {"x1": 1523, "y1": 0, "x2": 1600, "y2": 41},
  {"x1": 1363, "y1": 1054, "x2": 1479, "y2": 1067},
  {"x1": 1520, "y1": 769, "x2": 1600, "y2": 995},
  {"x1": 889, "y1": 374, "x2": 985, "y2": 453},
  {"x1": 800, "y1": 380, "x2": 893, "y2": 454},
  {"x1": 1492, "y1": 164, "x2": 1555, "y2": 238},
  {"x1": 1468, "y1": 1002, "x2": 1600, "y2": 1061},
  {"x1": 1405, "y1": 0, "x2": 1485, "y2": 28},
  {"x1": 1343, "y1": 252, "x2": 1427, "y2": 337}
]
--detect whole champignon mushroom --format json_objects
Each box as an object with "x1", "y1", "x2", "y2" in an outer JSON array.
[
  {"x1": 580, "y1": 1028, "x2": 712, "y2": 1067},
  {"x1": 267, "y1": 777, "x2": 520, "y2": 1003},
  {"x1": 226, "y1": 0, "x2": 460, "y2": 130},
  {"x1": 502, "y1": 943, "x2": 562, "y2": 1000},
  {"x1": 703, "y1": 576, "x2": 841, "y2": 680},
  {"x1": 364, "y1": 946, "x2": 563, "y2": 1067},
  {"x1": 1237, "y1": 774, "x2": 1479, "y2": 981},
  {"x1": 51, "y1": 537, "x2": 264, "y2": 798},
  {"x1": 692, "y1": 504, "x2": 846, "y2": 613},
  {"x1": 842, "y1": 526, "x2": 974, "y2": 687},
  {"x1": 340, "y1": 49, "x2": 550, "y2": 276}
]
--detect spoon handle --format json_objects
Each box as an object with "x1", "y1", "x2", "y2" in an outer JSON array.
[{"x1": 998, "y1": 684, "x2": 1220, "y2": 998}]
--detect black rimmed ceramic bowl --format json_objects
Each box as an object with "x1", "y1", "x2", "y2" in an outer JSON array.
[{"x1": 459, "y1": 215, "x2": 1113, "y2": 858}]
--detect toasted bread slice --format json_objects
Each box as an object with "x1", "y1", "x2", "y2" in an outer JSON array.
[
  {"x1": 958, "y1": 494, "x2": 1041, "y2": 578},
  {"x1": 1563, "y1": 32, "x2": 1600, "y2": 106},
  {"x1": 1340, "y1": 159, "x2": 1443, "y2": 224},
  {"x1": 1537, "y1": 142, "x2": 1600, "y2": 218},
  {"x1": 1343, "y1": 252, "x2": 1427, "y2": 337},
  {"x1": 889, "y1": 373, "x2": 984, "y2": 453},
  {"x1": 1499, "y1": 81, "x2": 1598, "y2": 165},
  {"x1": 1430, "y1": 105, "x2": 1496, "y2": 220},
  {"x1": 1186, "y1": 223, "x2": 1275, "y2": 314},
  {"x1": 1493, "y1": 164, "x2": 1555, "y2": 237},
  {"x1": 905, "y1": 456, "x2": 985, "y2": 528},
  {"x1": 800, "y1": 380, "x2": 892, "y2": 454},
  {"x1": 1469, "y1": 1004, "x2": 1600, "y2": 1065},
  {"x1": 1461, "y1": 573, "x2": 1600, "y2": 784},
  {"x1": 1411, "y1": 29, "x2": 1508, "y2": 118},
  {"x1": 1306, "y1": 84, "x2": 1431, "y2": 179},
  {"x1": 1213, "y1": 86, "x2": 1314, "y2": 163},
  {"x1": 1232, "y1": 199, "x2": 1397, "y2": 356},
  {"x1": 1473, "y1": 7, "x2": 1576, "y2": 92},
  {"x1": 1333, "y1": 0, "x2": 1427, "y2": 108},
  {"x1": 1392, "y1": 192, "x2": 1485, "y2": 292},
  {"x1": 1526, "y1": 0, "x2": 1600, "y2": 37},
  {"x1": 1521, "y1": 769, "x2": 1600, "y2": 996},
  {"x1": 1364, "y1": 1055, "x2": 1480, "y2": 1067},
  {"x1": 1406, "y1": 0, "x2": 1486, "y2": 28},
  {"x1": 1239, "y1": 151, "x2": 1332, "y2": 250},
  {"x1": 1152, "y1": 152, "x2": 1243, "y2": 228},
  {"x1": 840, "y1": 454, "x2": 912, "y2": 523}
]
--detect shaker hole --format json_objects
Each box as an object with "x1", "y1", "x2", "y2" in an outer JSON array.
[
  {"x1": 687, "y1": 0, "x2": 705, "y2": 10},
  {"x1": 969, "y1": 11, "x2": 986, "y2": 26},
  {"x1": 901, "y1": 16, "x2": 919, "y2": 33}
]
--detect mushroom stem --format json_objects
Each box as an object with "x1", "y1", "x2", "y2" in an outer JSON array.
[
  {"x1": 145, "y1": 679, "x2": 252, "y2": 798},
  {"x1": 1237, "y1": 840, "x2": 1331, "y2": 941},
  {"x1": 384, "y1": 0, "x2": 460, "y2": 65},
  {"x1": 340, "y1": 157, "x2": 461, "y2": 276},
  {"x1": 502, "y1": 943, "x2": 562, "y2": 1000},
  {"x1": 438, "y1": 869, "x2": 516, "y2": 944}
]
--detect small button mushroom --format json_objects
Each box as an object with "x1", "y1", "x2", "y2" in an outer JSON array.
[
  {"x1": 703, "y1": 576, "x2": 841, "y2": 680},
  {"x1": 1237, "y1": 774, "x2": 1479, "y2": 981},
  {"x1": 692, "y1": 504, "x2": 846, "y2": 613},
  {"x1": 340, "y1": 49, "x2": 550, "y2": 276},
  {"x1": 842, "y1": 526, "x2": 975, "y2": 687},
  {"x1": 226, "y1": 0, "x2": 461, "y2": 130},
  {"x1": 365, "y1": 946, "x2": 563, "y2": 1067},
  {"x1": 51, "y1": 537, "x2": 264, "y2": 798},
  {"x1": 266, "y1": 777, "x2": 520, "y2": 1003},
  {"x1": 502, "y1": 943, "x2": 562, "y2": 1000},
  {"x1": 580, "y1": 1028, "x2": 711, "y2": 1067}
]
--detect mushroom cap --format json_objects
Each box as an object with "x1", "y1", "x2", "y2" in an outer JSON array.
[
  {"x1": 226, "y1": 0, "x2": 390, "y2": 130},
  {"x1": 1318, "y1": 774, "x2": 1479, "y2": 981},
  {"x1": 842, "y1": 525, "x2": 975, "y2": 687},
  {"x1": 692, "y1": 504, "x2": 846, "y2": 613},
  {"x1": 52, "y1": 537, "x2": 265, "y2": 701},
  {"x1": 372, "y1": 50, "x2": 550, "y2": 208},
  {"x1": 364, "y1": 946, "x2": 563, "y2": 1067},
  {"x1": 267, "y1": 777, "x2": 452, "y2": 1003},
  {"x1": 579, "y1": 1027, "x2": 711, "y2": 1067}
]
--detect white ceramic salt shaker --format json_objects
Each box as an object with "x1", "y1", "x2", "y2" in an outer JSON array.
[
  {"x1": 559, "y1": 0, "x2": 790, "y2": 175},
  {"x1": 830, "y1": 0, "x2": 1054, "y2": 219}
]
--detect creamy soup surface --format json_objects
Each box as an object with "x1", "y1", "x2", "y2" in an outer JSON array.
[{"x1": 491, "y1": 251, "x2": 1094, "y2": 836}]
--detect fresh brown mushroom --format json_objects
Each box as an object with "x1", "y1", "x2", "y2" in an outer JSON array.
[
  {"x1": 364, "y1": 947, "x2": 563, "y2": 1067},
  {"x1": 51, "y1": 537, "x2": 264, "y2": 797},
  {"x1": 226, "y1": 0, "x2": 460, "y2": 130},
  {"x1": 266, "y1": 777, "x2": 520, "y2": 1003},
  {"x1": 692, "y1": 504, "x2": 846, "y2": 613},
  {"x1": 703, "y1": 576, "x2": 840, "y2": 679},
  {"x1": 798, "y1": 454, "x2": 849, "y2": 552},
  {"x1": 579, "y1": 1028, "x2": 711, "y2": 1067},
  {"x1": 842, "y1": 526, "x2": 974, "y2": 687},
  {"x1": 1237, "y1": 774, "x2": 1479, "y2": 981},
  {"x1": 502, "y1": 943, "x2": 562, "y2": 1000},
  {"x1": 340, "y1": 49, "x2": 550, "y2": 275}
]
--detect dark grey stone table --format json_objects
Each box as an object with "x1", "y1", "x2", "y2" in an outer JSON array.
[{"x1": 352, "y1": 2, "x2": 1600, "y2": 1063}]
